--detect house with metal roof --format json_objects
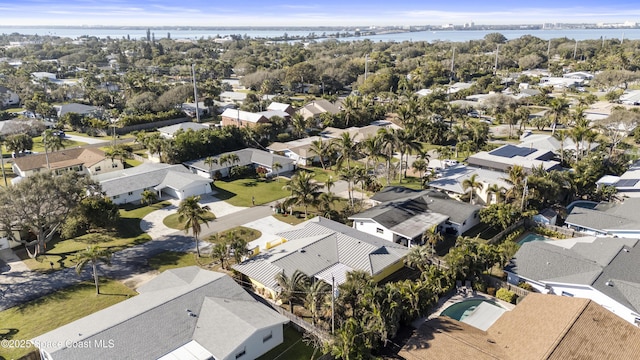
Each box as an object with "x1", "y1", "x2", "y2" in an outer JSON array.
[
  {"x1": 565, "y1": 198, "x2": 640, "y2": 237},
  {"x1": 505, "y1": 236, "x2": 640, "y2": 325},
  {"x1": 32, "y1": 267, "x2": 289, "y2": 360},
  {"x1": 428, "y1": 165, "x2": 512, "y2": 205},
  {"x1": 54, "y1": 103, "x2": 102, "y2": 118},
  {"x1": 233, "y1": 217, "x2": 408, "y2": 298},
  {"x1": 184, "y1": 148, "x2": 295, "y2": 179},
  {"x1": 350, "y1": 188, "x2": 481, "y2": 246},
  {"x1": 400, "y1": 293, "x2": 640, "y2": 360},
  {"x1": 266, "y1": 102, "x2": 295, "y2": 116},
  {"x1": 467, "y1": 144, "x2": 561, "y2": 173},
  {"x1": 95, "y1": 163, "x2": 212, "y2": 205}
]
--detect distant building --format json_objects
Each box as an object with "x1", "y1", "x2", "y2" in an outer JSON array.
[
  {"x1": 220, "y1": 109, "x2": 269, "y2": 128},
  {"x1": 0, "y1": 86, "x2": 19, "y2": 108},
  {"x1": 467, "y1": 144, "x2": 561, "y2": 173},
  {"x1": 12, "y1": 148, "x2": 122, "y2": 182}
]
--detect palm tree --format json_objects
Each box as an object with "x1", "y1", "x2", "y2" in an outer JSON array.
[
  {"x1": 177, "y1": 195, "x2": 211, "y2": 257},
  {"x1": 304, "y1": 280, "x2": 330, "y2": 325},
  {"x1": 422, "y1": 226, "x2": 444, "y2": 257},
  {"x1": 309, "y1": 138, "x2": 331, "y2": 170},
  {"x1": 140, "y1": 189, "x2": 158, "y2": 205},
  {"x1": 272, "y1": 162, "x2": 282, "y2": 181},
  {"x1": 377, "y1": 128, "x2": 397, "y2": 185},
  {"x1": 228, "y1": 235, "x2": 248, "y2": 265},
  {"x1": 275, "y1": 270, "x2": 309, "y2": 313},
  {"x1": 204, "y1": 156, "x2": 218, "y2": 178},
  {"x1": 360, "y1": 135, "x2": 382, "y2": 173},
  {"x1": 291, "y1": 113, "x2": 309, "y2": 138},
  {"x1": 341, "y1": 95, "x2": 361, "y2": 127},
  {"x1": 211, "y1": 241, "x2": 229, "y2": 269},
  {"x1": 549, "y1": 96, "x2": 570, "y2": 135},
  {"x1": 75, "y1": 245, "x2": 112, "y2": 295},
  {"x1": 462, "y1": 173, "x2": 483, "y2": 204},
  {"x1": 553, "y1": 130, "x2": 570, "y2": 166},
  {"x1": 339, "y1": 167, "x2": 358, "y2": 206},
  {"x1": 325, "y1": 175, "x2": 335, "y2": 194},
  {"x1": 412, "y1": 158, "x2": 428, "y2": 183},
  {"x1": 406, "y1": 244, "x2": 432, "y2": 272},
  {"x1": 282, "y1": 171, "x2": 324, "y2": 218},
  {"x1": 396, "y1": 128, "x2": 423, "y2": 180},
  {"x1": 486, "y1": 183, "x2": 505, "y2": 204},
  {"x1": 503, "y1": 165, "x2": 526, "y2": 202},
  {"x1": 334, "y1": 132, "x2": 359, "y2": 171}
]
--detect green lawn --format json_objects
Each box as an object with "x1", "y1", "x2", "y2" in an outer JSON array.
[
  {"x1": 0, "y1": 279, "x2": 137, "y2": 360},
  {"x1": 163, "y1": 211, "x2": 217, "y2": 230},
  {"x1": 257, "y1": 324, "x2": 319, "y2": 360},
  {"x1": 125, "y1": 158, "x2": 142, "y2": 167},
  {"x1": 213, "y1": 178, "x2": 291, "y2": 207},
  {"x1": 22, "y1": 201, "x2": 170, "y2": 271},
  {"x1": 0, "y1": 162, "x2": 15, "y2": 188},
  {"x1": 5, "y1": 108, "x2": 25, "y2": 113},
  {"x1": 31, "y1": 135, "x2": 87, "y2": 153},
  {"x1": 273, "y1": 213, "x2": 307, "y2": 226},
  {"x1": 208, "y1": 226, "x2": 261, "y2": 244},
  {"x1": 148, "y1": 251, "x2": 201, "y2": 272},
  {"x1": 388, "y1": 176, "x2": 423, "y2": 190}
]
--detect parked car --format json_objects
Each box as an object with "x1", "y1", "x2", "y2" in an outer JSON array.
[{"x1": 443, "y1": 159, "x2": 459, "y2": 167}]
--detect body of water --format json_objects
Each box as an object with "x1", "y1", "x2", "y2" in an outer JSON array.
[{"x1": 1, "y1": 27, "x2": 638, "y2": 43}]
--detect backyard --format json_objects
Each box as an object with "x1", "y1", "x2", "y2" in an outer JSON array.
[
  {"x1": 213, "y1": 178, "x2": 291, "y2": 207},
  {"x1": 256, "y1": 324, "x2": 318, "y2": 360},
  {"x1": 0, "y1": 279, "x2": 137, "y2": 360}
]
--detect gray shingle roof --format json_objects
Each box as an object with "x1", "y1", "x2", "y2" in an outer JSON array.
[
  {"x1": 158, "y1": 122, "x2": 208, "y2": 136},
  {"x1": 233, "y1": 217, "x2": 407, "y2": 289},
  {"x1": 97, "y1": 163, "x2": 197, "y2": 197},
  {"x1": 565, "y1": 198, "x2": 640, "y2": 232},
  {"x1": 32, "y1": 267, "x2": 287, "y2": 360},
  {"x1": 506, "y1": 237, "x2": 640, "y2": 312},
  {"x1": 185, "y1": 148, "x2": 293, "y2": 173}
]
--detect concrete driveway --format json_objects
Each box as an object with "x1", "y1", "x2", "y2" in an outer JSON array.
[{"x1": 244, "y1": 216, "x2": 295, "y2": 251}]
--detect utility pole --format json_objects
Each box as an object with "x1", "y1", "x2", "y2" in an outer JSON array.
[
  {"x1": 364, "y1": 53, "x2": 369, "y2": 82},
  {"x1": 494, "y1": 45, "x2": 500, "y2": 76},
  {"x1": 573, "y1": 40, "x2": 578, "y2": 60},
  {"x1": 0, "y1": 142, "x2": 7, "y2": 187},
  {"x1": 192, "y1": 64, "x2": 200, "y2": 123},
  {"x1": 331, "y1": 275, "x2": 336, "y2": 335},
  {"x1": 450, "y1": 46, "x2": 456, "y2": 83}
]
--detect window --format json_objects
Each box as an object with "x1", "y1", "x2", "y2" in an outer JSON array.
[
  {"x1": 113, "y1": 195, "x2": 120, "y2": 199},
  {"x1": 561, "y1": 291, "x2": 574, "y2": 297},
  {"x1": 95, "y1": 166, "x2": 101, "y2": 172},
  {"x1": 235, "y1": 348, "x2": 246, "y2": 359},
  {"x1": 376, "y1": 228, "x2": 384, "y2": 234},
  {"x1": 112, "y1": 162, "x2": 119, "y2": 168},
  {"x1": 128, "y1": 192, "x2": 133, "y2": 195},
  {"x1": 473, "y1": 212, "x2": 478, "y2": 219},
  {"x1": 263, "y1": 331, "x2": 272, "y2": 343}
]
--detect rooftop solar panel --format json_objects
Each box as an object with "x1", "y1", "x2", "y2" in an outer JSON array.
[
  {"x1": 489, "y1": 145, "x2": 537, "y2": 158},
  {"x1": 614, "y1": 179, "x2": 640, "y2": 188}
]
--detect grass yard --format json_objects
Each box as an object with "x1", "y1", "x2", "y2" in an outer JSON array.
[
  {"x1": 148, "y1": 251, "x2": 201, "y2": 272},
  {"x1": 163, "y1": 211, "x2": 216, "y2": 230},
  {"x1": 208, "y1": 226, "x2": 261, "y2": 244},
  {"x1": 273, "y1": 213, "x2": 308, "y2": 226},
  {"x1": 0, "y1": 279, "x2": 137, "y2": 360},
  {"x1": 31, "y1": 135, "x2": 87, "y2": 153},
  {"x1": 21, "y1": 201, "x2": 170, "y2": 272},
  {"x1": 125, "y1": 158, "x2": 143, "y2": 167},
  {"x1": 388, "y1": 176, "x2": 423, "y2": 190},
  {"x1": 256, "y1": 324, "x2": 319, "y2": 360},
  {"x1": 0, "y1": 162, "x2": 15, "y2": 188},
  {"x1": 213, "y1": 178, "x2": 291, "y2": 207}
]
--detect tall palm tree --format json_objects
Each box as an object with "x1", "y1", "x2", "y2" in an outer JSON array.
[
  {"x1": 360, "y1": 135, "x2": 382, "y2": 173},
  {"x1": 412, "y1": 158, "x2": 428, "y2": 183},
  {"x1": 486, "y1": 183, "x2": 505, "y2": 204},
  {"x1": 503, "y1": 165, "x2": 526, "y2": 202},
  {"x1": 272, "y1": 162, "x2": 282, "y2": 181},
  {"x1": 204, "y1": 156, "x2": 218, "y2": 177},
  {"x1": 304, "y1": 280, "x2": 331, "y2": 325},
  {"x1": 282, "y1": 171, "x2": 324, "y2": 218},
  {"x1": 341, "y1": 95, "x2": 361, "y2": 127},
  {"x1": 309, "y1": 138, "x2": 331, "y2": 170},
  {"x1": 377, "y1": 128, "x2": 398, "y2": 185},
  {"x1": 422, "y1": 226, "x2": 444, "y2": 257},
  {"x1": 177, "y1": 195, "x2": 211, "y2": 257},
  {"x1": 462, "y1": 173, "x2": 483, "y2": 204},
  {"x1": 406, "y1": 244, "x2": 432, "y2": 272},
  {"x1": 549, "y1": 96, "x2": 570, "y2": 135},
  {"x1": 75, "y1": 245, "x2": 112, "y2": 295},
  {"x1": 396, "y1": 128, "x2": 423, "y2": 180},
  {"x1": 275, "y1": 270, "x2": 309, "y2": 313},
  {"x1": 211, "y1": 242, "x2": 229, "y2": 269},
  {"x1": 339, "y1": 167, "x2": 358, "y2": 206},
  {"x1": 333, "y1": 132, "x2": 359, "y2": 171},
  {"x1": 553, "y1": 130, "x2": 570, "y2": 166}
]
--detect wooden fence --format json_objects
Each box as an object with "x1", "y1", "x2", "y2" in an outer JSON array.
[
  {"x1": 482, "y1": 275, "x2": 531, "y2": 298},
  {"x1": 267, "y1": 299, "x2": 332, "y2": 343}
]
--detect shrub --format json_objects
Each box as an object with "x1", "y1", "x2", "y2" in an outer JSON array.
[
  {"x1": 496, "y1": 288, "x2": 517, "y2": 304},
  {"x1": 518, "y1": 282, "x2": 533, "y2": 291},
  {"x1": 503, "y1": 228, "x2": 525, "y2": 243},
  {"x1": 533, "y1": 226, "x2": 566, "y2": 239},
  {"x1": 487, "y1": 287, "x2": 496, "y2": 296}
]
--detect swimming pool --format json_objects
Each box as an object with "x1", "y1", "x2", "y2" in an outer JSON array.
[
  {"x1": 440, "y1": 299, "x2": 507, "y2": 330},
  {"x1": 517, "y1": 233, "x2": 552, "y2": 246}
]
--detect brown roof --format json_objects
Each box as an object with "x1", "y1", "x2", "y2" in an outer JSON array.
[
  {"x1": 14, "y1": 148, "x2": 106, "y2": 171},
  {"x1": 400, "y1": 293, "x2": 640, "y2": 360}
]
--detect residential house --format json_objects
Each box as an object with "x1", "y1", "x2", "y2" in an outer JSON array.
[
  {"x1": 181, "y1": 101, "x2": 210, "y2": 118},
  {"x1": 620, "y1": 90, "x2": 640, "y2": 105},
  {"x1": 219, "y1": 91, "x2": 247, "y2": 104},
  {"x1": 519, "y1": 133, "x2": 599, "y2": 156},
  {"x1": 158, "y1": 122, "x2": 209, "y2": 139},
  {"x1": 0, "y1": 119, "x2": 46, "y2": 137},
  {"x1": 563, "y1": 71, "x2": 595, "y2": 81},
  {"x1": 95, "y1": 163, "x2": 212, "y2": 205},
  {"x1": 564, "y1": 198, "x2": 640, "y2": 237},
  {"x1": 596, "y1": 159, "x2": 640, "y2": 198},
  {"x1": 467, "y1": 144, "x2": 561, "y2": 173},
  {"x1": 532, "y1": 208, "x2": 558, "y2": 225},
  {"x1": 399, "y1": 293, "x2": 640, "y2": 359},
  {"x1": 12, "y1": 148, "x2": 122, "y2": 181},
  {"x1": 220, "y1": 109, "x2": 269, "y2": 128},
  {"x1": 54, "y1": 103, "x2": 101, "y2": 119},
  {"x1": 233, "y1": 217, "x2": 408, "y2": 298},
  {"x1": 267, "y1": 136, "x2": 323, "y2": 166},
  {"x1": 505, "y1": 236, "x2": 640, "y2": 325},
  {"x1": 428, "y1": 165, "x2": 512, "y2": 205},
  {"x1": 266, "y1": 102, "x2": 295, "y2": 116},
  {"x1": 350, "y1": 188, "x2": 481, "y2": 246},
  {"x1": 297, "y1": 99, "x2": 340, "y2": 121},
  {"x1": 32, "y1": 267, "x2": 289, "y2": 360},
  {"x1": 0, "y1": 86, "x2": 19, "y2": 108},
  {"x1": 539, "y1": 76, "x2": 584, "y2": 89},
  {"x1": 184, "y1": 148, "x2": 295, "y2": 179}
]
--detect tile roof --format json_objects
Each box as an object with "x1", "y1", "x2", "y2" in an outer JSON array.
[
  {"x1": 32, "y1": 267, "x2": 287, "y2": 360},
  {"x1": 233, "y1": 217, "x2": 407, "y2": 289},
  {"x1": 13, "y1": 148, "x2": 105, "y2": 172},
  {"x1": 401, "y1": 293, "x2": 640, "y2": 360}
]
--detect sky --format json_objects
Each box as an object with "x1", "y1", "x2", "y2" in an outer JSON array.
[{"x1": 1, "y1": 0, "x2": 640, "y2": 27}]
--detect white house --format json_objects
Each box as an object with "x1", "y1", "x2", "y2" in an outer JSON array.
[
  {"x1": 158, "y1": 122, "x2": 209, "y2": 139},
  {"x1": 32, "y1": 267, "x2": 289, "y2": 360},
  {"x1": 184, "y1": 148, "x2": 295, "y2": 179},
  {"x1": 505, "y1": 236, "x2": 640, "y2": 325},
  {"x1": 0, "y1": 86, "x2": 19, "y2": 108},
  {"x1": 350, "y1": 188, "x2": 481, "y2": 246},
  {"x1": 428, "y1": 165, "x2": 512, "y2": 205},
  {"x1": 95, "y1": 163, "x2": 212, "y2": 205}
]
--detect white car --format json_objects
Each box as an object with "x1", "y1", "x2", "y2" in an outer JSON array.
[{"x1": 443, "y1": 159, "x2": 459, "y2": 167}]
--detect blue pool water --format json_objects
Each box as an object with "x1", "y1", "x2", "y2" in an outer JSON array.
[
  {"x1": 517, "y1": 233, "x2": 552, "y2": 246},
  {"x1": 441, "y1": 299, "x2": 502, "y2": 321}
]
